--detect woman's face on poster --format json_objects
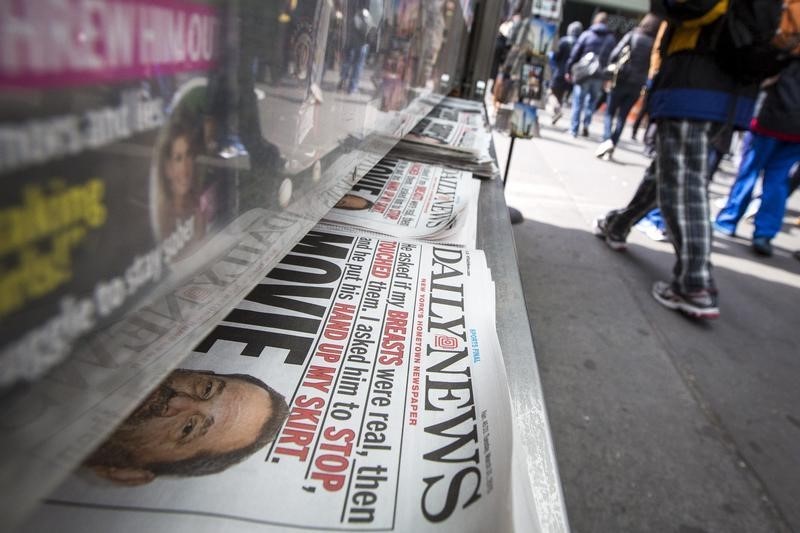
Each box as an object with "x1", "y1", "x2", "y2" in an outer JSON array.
[{"x1": 166, "y1": 135, "x2": 194, "y2": 199}]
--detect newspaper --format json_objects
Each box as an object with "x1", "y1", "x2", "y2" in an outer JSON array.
[
  {"x1": 388, "y1": 140, "x2": 500, "y2": 180},
  {"x1": 404, "y1": 117, "x2": 491, "y2": 156},
  {"x1": 427, "y1": 101, "x2": 485, "y2": 127},
  {"x1": 23, "y1": 227, "x2": 521, "y2": 532},
  {"x1": 419, "y1": 96, "x2": 485, "y2": 115},
  {"x1": 395, "y1": 106, "x2": 497, "y2": 179},
  {"x1": 427, "y1": 106, "x2": 484, "y2": 126},
  {"x1": 321, "y1": 157, "x2": 480, "y2": 246}
]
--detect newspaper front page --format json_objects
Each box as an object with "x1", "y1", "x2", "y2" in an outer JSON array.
[
  {"x1": 427, "y1": 107, "x2": 484, "y2": 127},
  {"x1": 321, "y1": 157, "x2": 479, "y2": 246},
  {"x1": 404, "y1": 117, "x2": 491, "y2": 155},
  {"x1": 25, "y1": 227, "x2": 518, "y2": 533}
]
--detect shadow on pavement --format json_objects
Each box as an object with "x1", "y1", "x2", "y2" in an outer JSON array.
[{"x1": 511, "y1": 216, "x2": 799, "y2": 533}]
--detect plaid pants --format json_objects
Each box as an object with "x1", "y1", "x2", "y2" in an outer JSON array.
[
  {"x1": 605, "y1": 159, "x2": 658, "y2": 238},
  {"x1": 656, "y1": 119, "x2": 716, "y2": 293}
]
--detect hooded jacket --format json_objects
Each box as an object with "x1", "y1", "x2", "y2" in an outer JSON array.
[
  {"x1": 552, "y1": 22, "x2": 583, "y2": 82},
  {"x1": 611, "y1": 28, "x2": 655, "y2": 88},
  {"x1": 649, "y1": 0, "x2": 757, "y2": 128},
  {"x1": 566, "y1": 23, "x2": 617, "y2": 75}
]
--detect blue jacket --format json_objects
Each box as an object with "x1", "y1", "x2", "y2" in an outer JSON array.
[
  {"x1": 566, "y1": 23, "x2": 616, "y2": 73},
  {"x1": 650, "y1": 0, "x2": 757, "y2": 128},
  {"x1": 551, "y1": 35, "x2": 576, "y2": 85}
]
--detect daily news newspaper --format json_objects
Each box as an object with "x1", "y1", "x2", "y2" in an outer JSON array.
[
  {"x1": 25, "y1": 227, "x2": 523, "y2": 533},
  {"x1": 322, "y1": 157, "x2": 479, "y2": 246}
]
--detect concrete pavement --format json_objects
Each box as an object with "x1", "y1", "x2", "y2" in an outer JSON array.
[{"x1": 493, "y1": 111, "x2": 800, "y2": 533}]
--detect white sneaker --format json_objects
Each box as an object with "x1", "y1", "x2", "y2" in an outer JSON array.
[
  {"x1": 595, "y1": 139, "x2": 614, "y2": 158},
  {"x1": 635, "y1": 219, "x2": 668, "y2": 242}
]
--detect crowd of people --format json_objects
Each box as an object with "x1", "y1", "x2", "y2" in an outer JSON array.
[{"x1": 535, "y1": 3, "x2": 800, "y2": 320}]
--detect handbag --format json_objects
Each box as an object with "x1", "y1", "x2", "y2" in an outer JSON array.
[
  {"x1": 605, "y1": 43, "x2": 631, "y2": 88},
  {"x1": 570, "y1": 52, "x2": 599, "y2": 84}
]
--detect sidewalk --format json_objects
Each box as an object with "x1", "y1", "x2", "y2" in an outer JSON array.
[{"x1": 493, "y1": 110, "x2": 800, "y2": 533}]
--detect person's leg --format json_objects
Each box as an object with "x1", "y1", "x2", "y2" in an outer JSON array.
[
  {"x1": 550, "y1": 84, "x2": 566, "y2": 123},
  {"x1": 348, "y1": 43, "x2": 369, "y2": 93},
  {"x1": 570, "y1": 82, "x2": 584, "y2": 136},
  {"x1": 582, "y1": 78, "x2": 602, "y2": 131},
  {"x1": 340, "y1": 46, "x2": 355, "y2": 89},
  {"x1": 753, "y1": 141, "x2": 800, "y2": 240},
  {"x1": 631, "y1": 89, "x2": 649, "y2": 140},
  {"x1": 715, "y1": 133, "x2": 775, "y2": 234},
  {"x1": 602, "y1": 158, "x2": 658, "y2": 239},
  {"x1": 656, "y1": 119, "x2": 716, "y2": 294},
  {"x1": 603, "y1": 88, "x2": 618, "y2": 141},
  {"x1": 788, "y1": 161, "x2": 800, "y2": 195},
  {"x1": 610, "y1": 87, "x2": 639, "y2": 146},
  {"x1": 645, "y1": 208, "x2": 666, "y2": 232}
]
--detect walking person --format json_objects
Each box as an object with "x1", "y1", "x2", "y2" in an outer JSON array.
[
  {"x1": 596, "y1": 14, "x2": 661, "y2": 159},
  {"x1": 549, "y1": 21, "x2": 583, "y2": 125},
  {"x1": 714, "y1": 59, "x2": 800, "y2": 256},
  {"x1": 339, "y1": 7, "x2": 375, "y2": 94},
  {"x1": 565, "y1": 12, "x2": 616, "y2": 138},
  {"x1": 595, "y1": 0, "x2": 767, "y2": 319}
]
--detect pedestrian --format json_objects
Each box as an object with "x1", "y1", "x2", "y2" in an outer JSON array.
[
  {"x1": 595, "y1": 14, "x2": 661, "y2": 160},
  {"x1": 714, "y1": 59, "x2": 800, "y2": 256},
  {"x1": 596, "y1": 0, "x2": 766, "y2": 320},
  {"x1": 549, "y1": 21, "x2": 583, "y2": 125},
  {"x1": 631, "y1": 21, "x2": 669, "y2": 141},
  {"x1": 339, "y1": 7, "x2": 375, "y2": 94},
  {"x1": 565, "y1": 12, "x2": 616, "y2": 138}
]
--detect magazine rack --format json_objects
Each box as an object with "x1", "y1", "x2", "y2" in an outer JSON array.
[{"x1": 0, "y1": 1, "x2": 566, "y2": 530}]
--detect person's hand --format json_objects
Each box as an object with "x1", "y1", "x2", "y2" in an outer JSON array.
[{"x1": 564, "y1": 73, "x2": 572, "y2": 84}]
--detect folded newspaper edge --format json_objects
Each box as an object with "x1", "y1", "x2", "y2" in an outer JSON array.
[{"x1": 321, "y1": 157, "x2": 481, "y2": 247}]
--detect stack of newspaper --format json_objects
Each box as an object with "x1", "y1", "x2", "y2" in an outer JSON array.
[
  {"x1": 321, "y1": 157, "x2": 480, "y2": 247},
  {"x1": 426, "y1": 98, "x2": 486, "y2": 127},
  {"x1": 23, "y1": 227, "x2": 531, "y2": 532},
  {"x1": 392, "y1": 98, "x2": 499, "y2": 179},
  {"x1": 20, "y1": 97, "x2": 539, "y2": 532}
]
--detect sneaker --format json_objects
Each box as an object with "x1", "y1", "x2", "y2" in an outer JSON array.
[
  {"x1": 595, "y1": 139, "x2": 614, "y2": 158},
  {"x1": 593, "y1": 217, "x2": 627, "y2": 251},
  {"x1": 652, "y1": 281, "x2": 720, "y2": 319},
  {"x1": 635, "y1": 219, "x2": 668, "y2": 242},
  {"x1": 712, "y1": 221, "x2": 735, "y2": 237},
  {"x1": 752, "y1": 237, "x2": 773, "y2": 256},
  {"x1": 581, "y1": 126, "x2": 589, "y2": 137}
]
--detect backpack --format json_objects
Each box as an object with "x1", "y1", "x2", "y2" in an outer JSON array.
[
  {"x1": 571, "y1": 52, "x2": 600, "y2": 84},
  {"x1": 711, "y1": 0, "x2": 787, "y2": 83}
]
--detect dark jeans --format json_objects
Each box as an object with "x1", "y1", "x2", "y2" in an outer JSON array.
[{"x1": 603, "y1": 83, "x2": 640, "y2": 145}]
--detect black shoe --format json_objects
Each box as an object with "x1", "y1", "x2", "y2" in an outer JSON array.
[
  {"x1": 581, "y1": 126, "x2": 589, "y2": 137},
  {"x1": 752, "y1": 237, "x2": 773, "y2": 256},
  {"x1": 652, "y1": 281, "x2": 720, "y2": 319},
  {"x1": 593, "y1": 217, "x2": 627, "y2": 251}
]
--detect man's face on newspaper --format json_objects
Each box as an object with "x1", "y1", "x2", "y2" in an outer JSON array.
[{"x1": 88, "y1": 369, "x2": 275, "y2": 485}]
